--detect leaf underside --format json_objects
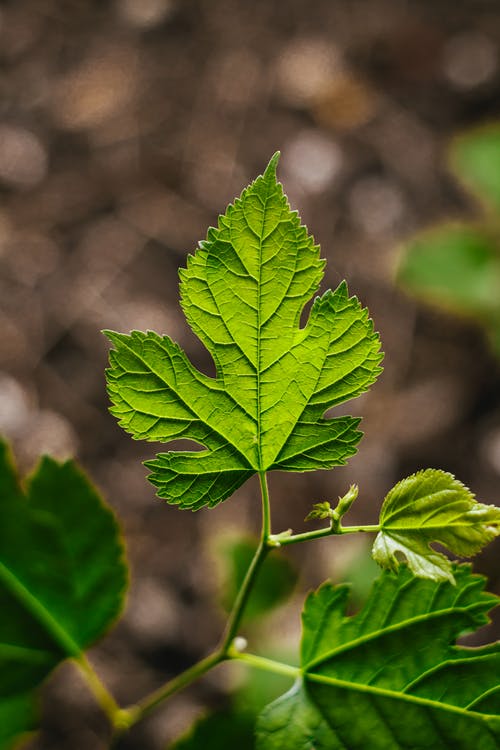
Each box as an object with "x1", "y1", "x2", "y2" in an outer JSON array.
[
  {"x1": 105, "y1": 154, "x2": 383, "y2": 509},
  {"x1": 171, "y1": 710, "x2": 255, "y2": 750},
  {"x1": 0, "y1": 439, "x2": 128, "y2": 743},
  {"x1": 257, "y1": 566, "x2": 500, "y2": 750},
  {"x1": 372, "y1": 469, "x2": 500, "y2": 582}
]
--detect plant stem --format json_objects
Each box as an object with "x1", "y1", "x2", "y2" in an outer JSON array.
[
  {"x1": 122, "y1": 649, "x2": 224, "y2": 726},
  {"x1": 341, "y1": 524, "x2": 380, "y2": 534},
  {"x1": 219, "y1": 471, "x2": 272, "y2": 653},
  {"x1": 73, "y1": 653, "x2": 122, "y2": 725},
  {"x1": 73, "y1": 472, "x2": 380, "y2": 741},
  {"x1": 116, "y1": 471, "x2": 274, "y2": 733},
  {"x1": 228, "y1": 648, "x2": 300, "y2": 680},
  {"x1": 272, "y1": 523, "x2": 380, "y2": 547}
]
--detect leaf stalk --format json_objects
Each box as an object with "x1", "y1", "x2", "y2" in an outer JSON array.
[
  {"x1": 73, "y1": 654, "x2": 122, "y2": 725},
  {"x1": 219, "y1": 471, "x2": 272, "y2": 653},
  {"x1": 227, "y1": 648, "x2": 300, "y2": 679},
  {"x1": 120, "y1": 649, "x2": 225, "y2": 727},
  {"x1": 270, "y1": 523, "x2": 380, "y2": 547},
  {"x1": 111, "y1": 471, "x2": 275, "y2": 736}
]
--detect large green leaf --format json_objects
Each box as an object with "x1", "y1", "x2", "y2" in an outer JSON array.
[
  {"x1": 105, "y1": 154, "x2": 382, "y2": 509},
  {"x1": 0, "y1": 693, "x2": 36, "y2": 750},
  {"x1": 257, "y1": 566, "x2": 500, "y2": 749},
  {"x1": 372, "y1": 469, "x2": 500, "y2": 582},
  {"x1": 0, "y1": 439, "x2": 128, "y2": 700},
  {"x1": 171, "y1": 710, "x2": 255, "y2": 750}
]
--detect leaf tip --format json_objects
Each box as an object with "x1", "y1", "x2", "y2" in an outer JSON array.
[
  {"x1": 264, "y1": 151, "x2": 281, "y2": 179},
  {"x1": 102, "y1": 329, "x2": 120, "y2": 346}
]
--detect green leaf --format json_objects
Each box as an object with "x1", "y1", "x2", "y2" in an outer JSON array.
[
  {"x1": 105, "y1": 154, "x2": 383, "y2": 509},
  {"x1": 218, "y1": 535, "x2": 297, "y2": 622},
  {"x1": 0, "y1": 439, "x2": 128, "y2": 699},
  {"x1": 305, "y1": 502, "x2": 333, "y2": 521},
  {"x1": 306, "y1": 485, "x2": 359, "y2": 522},
  {"x1": 372, "y1": 469, "x2": 500, "y2": 582},
  {"x1": 257, "y1": 566, "x2": 500, "y2": 749},
  {"x1": 0, "y1": 693, "x2": 36, "y2": 750},
  {"x1": 397, "y1": 224, "x2": 500, "y2": 321},
  {"x1": 171, "y1": 710, "x2": 255, "y2": 750},
  {"x1": 450, "y1": 124, "x2": 500, "y2": 211}
]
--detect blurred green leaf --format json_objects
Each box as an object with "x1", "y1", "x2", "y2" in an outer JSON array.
[
  {"x1": 171, "y1": 709, "x2": 255, "y2": 750},
  {"x1": 0, "y1": 694, "x2": 36, "y2": 750},
  {"x1": 398, "y1": 122, "x2": 500, "y2": 357},
  {"x1": 0, "y1": 439, "x2": 128, "y2": 726},
  {"x1": 219, "y1": 536, "x2": 297, "y2": 622},
  {"x1": 450, "y1": 125, "x2": 500, "y2": 211},
  {"x1": 397, "y1": 223, "x2": 500, "y2": 354},
  {"x1": 397, "y1": 224, "x2": 500, "y2": 318},
  {"x1": 335, "y1": 540, "x2": 380, "y2": 608},
  {"x1": 257, "y1": 566, "x2": 500, "y2": 749}
]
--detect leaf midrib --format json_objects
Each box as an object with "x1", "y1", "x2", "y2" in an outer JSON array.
[
  {"x1": 305, "y1": 671, "x2": 500, "y2": 728},
  {"x1": 0, "y1": 560, "x2": 81, "y2": 659},
  {"x1": 380, "y1": 522, "x2": 500, "y2": 531},
  {"x1": 305, "y1": 601, "x2": 488, "y2": 671}
]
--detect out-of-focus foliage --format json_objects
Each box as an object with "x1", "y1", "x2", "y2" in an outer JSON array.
[
  {"x1": 218, "y1": 535, "x2": 298, "y2": 622},
  {"x1": 0, "y1": 694, "x2": 36, "y2": 750},
  {"x1": 0, "y1": 438, "x2": 128, "y2": 747},
  {"x1": 451, "y1": 125, "x2": 500, "y2": 212},
  {"x1": 398, "y1": 124, "x2": 500, "y2": 355},
  {"x1": 170, "y1": 710, "x2": 256, "y2": 750}
]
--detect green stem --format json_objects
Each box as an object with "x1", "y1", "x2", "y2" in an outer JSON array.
[
  {"x1": 120, "y1": 650, "x2": 224, "y2": 727},
  {"x1": 272, "y1": 523, "x2": 380, "y2": 547},
  {"x1": 341, "y1": 524, "x2": 380, "y2": 534},
  {"x1": 116, "y1": 471, "x2": 274, "y2": 733},
  {"x1": 219, "y1": 471, "x2": 271, "y2": 653},
  {"x1": 73, "y1": 654, "x2": 122, "y2": 725},
  {"x1": 228, "y1": 648, "x2": 300, "y2": 680}
]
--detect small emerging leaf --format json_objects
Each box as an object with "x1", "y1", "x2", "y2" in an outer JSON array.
[
  {"x1": 334, "y1": 483, "x2": 358, "y2": 517},
  {"x1": 105, "y1": 154, "x2": 383, "y2": 510},
  {"x1": 257, "y1": 566, "x2": 500, "y2": 749},
  {"x1": 372, "y1": 469, "x2": 500, "y2": 582},
  {"x1": 305, "y1": 502, "x2": 333, "y2": 522},
  {"x1": 306, "y1": 485, "x2": 358, "y2": 523}
]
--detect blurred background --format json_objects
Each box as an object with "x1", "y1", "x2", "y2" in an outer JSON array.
[{"x1": 1, "y1": 0, "x2": 500, "y2": 747}]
